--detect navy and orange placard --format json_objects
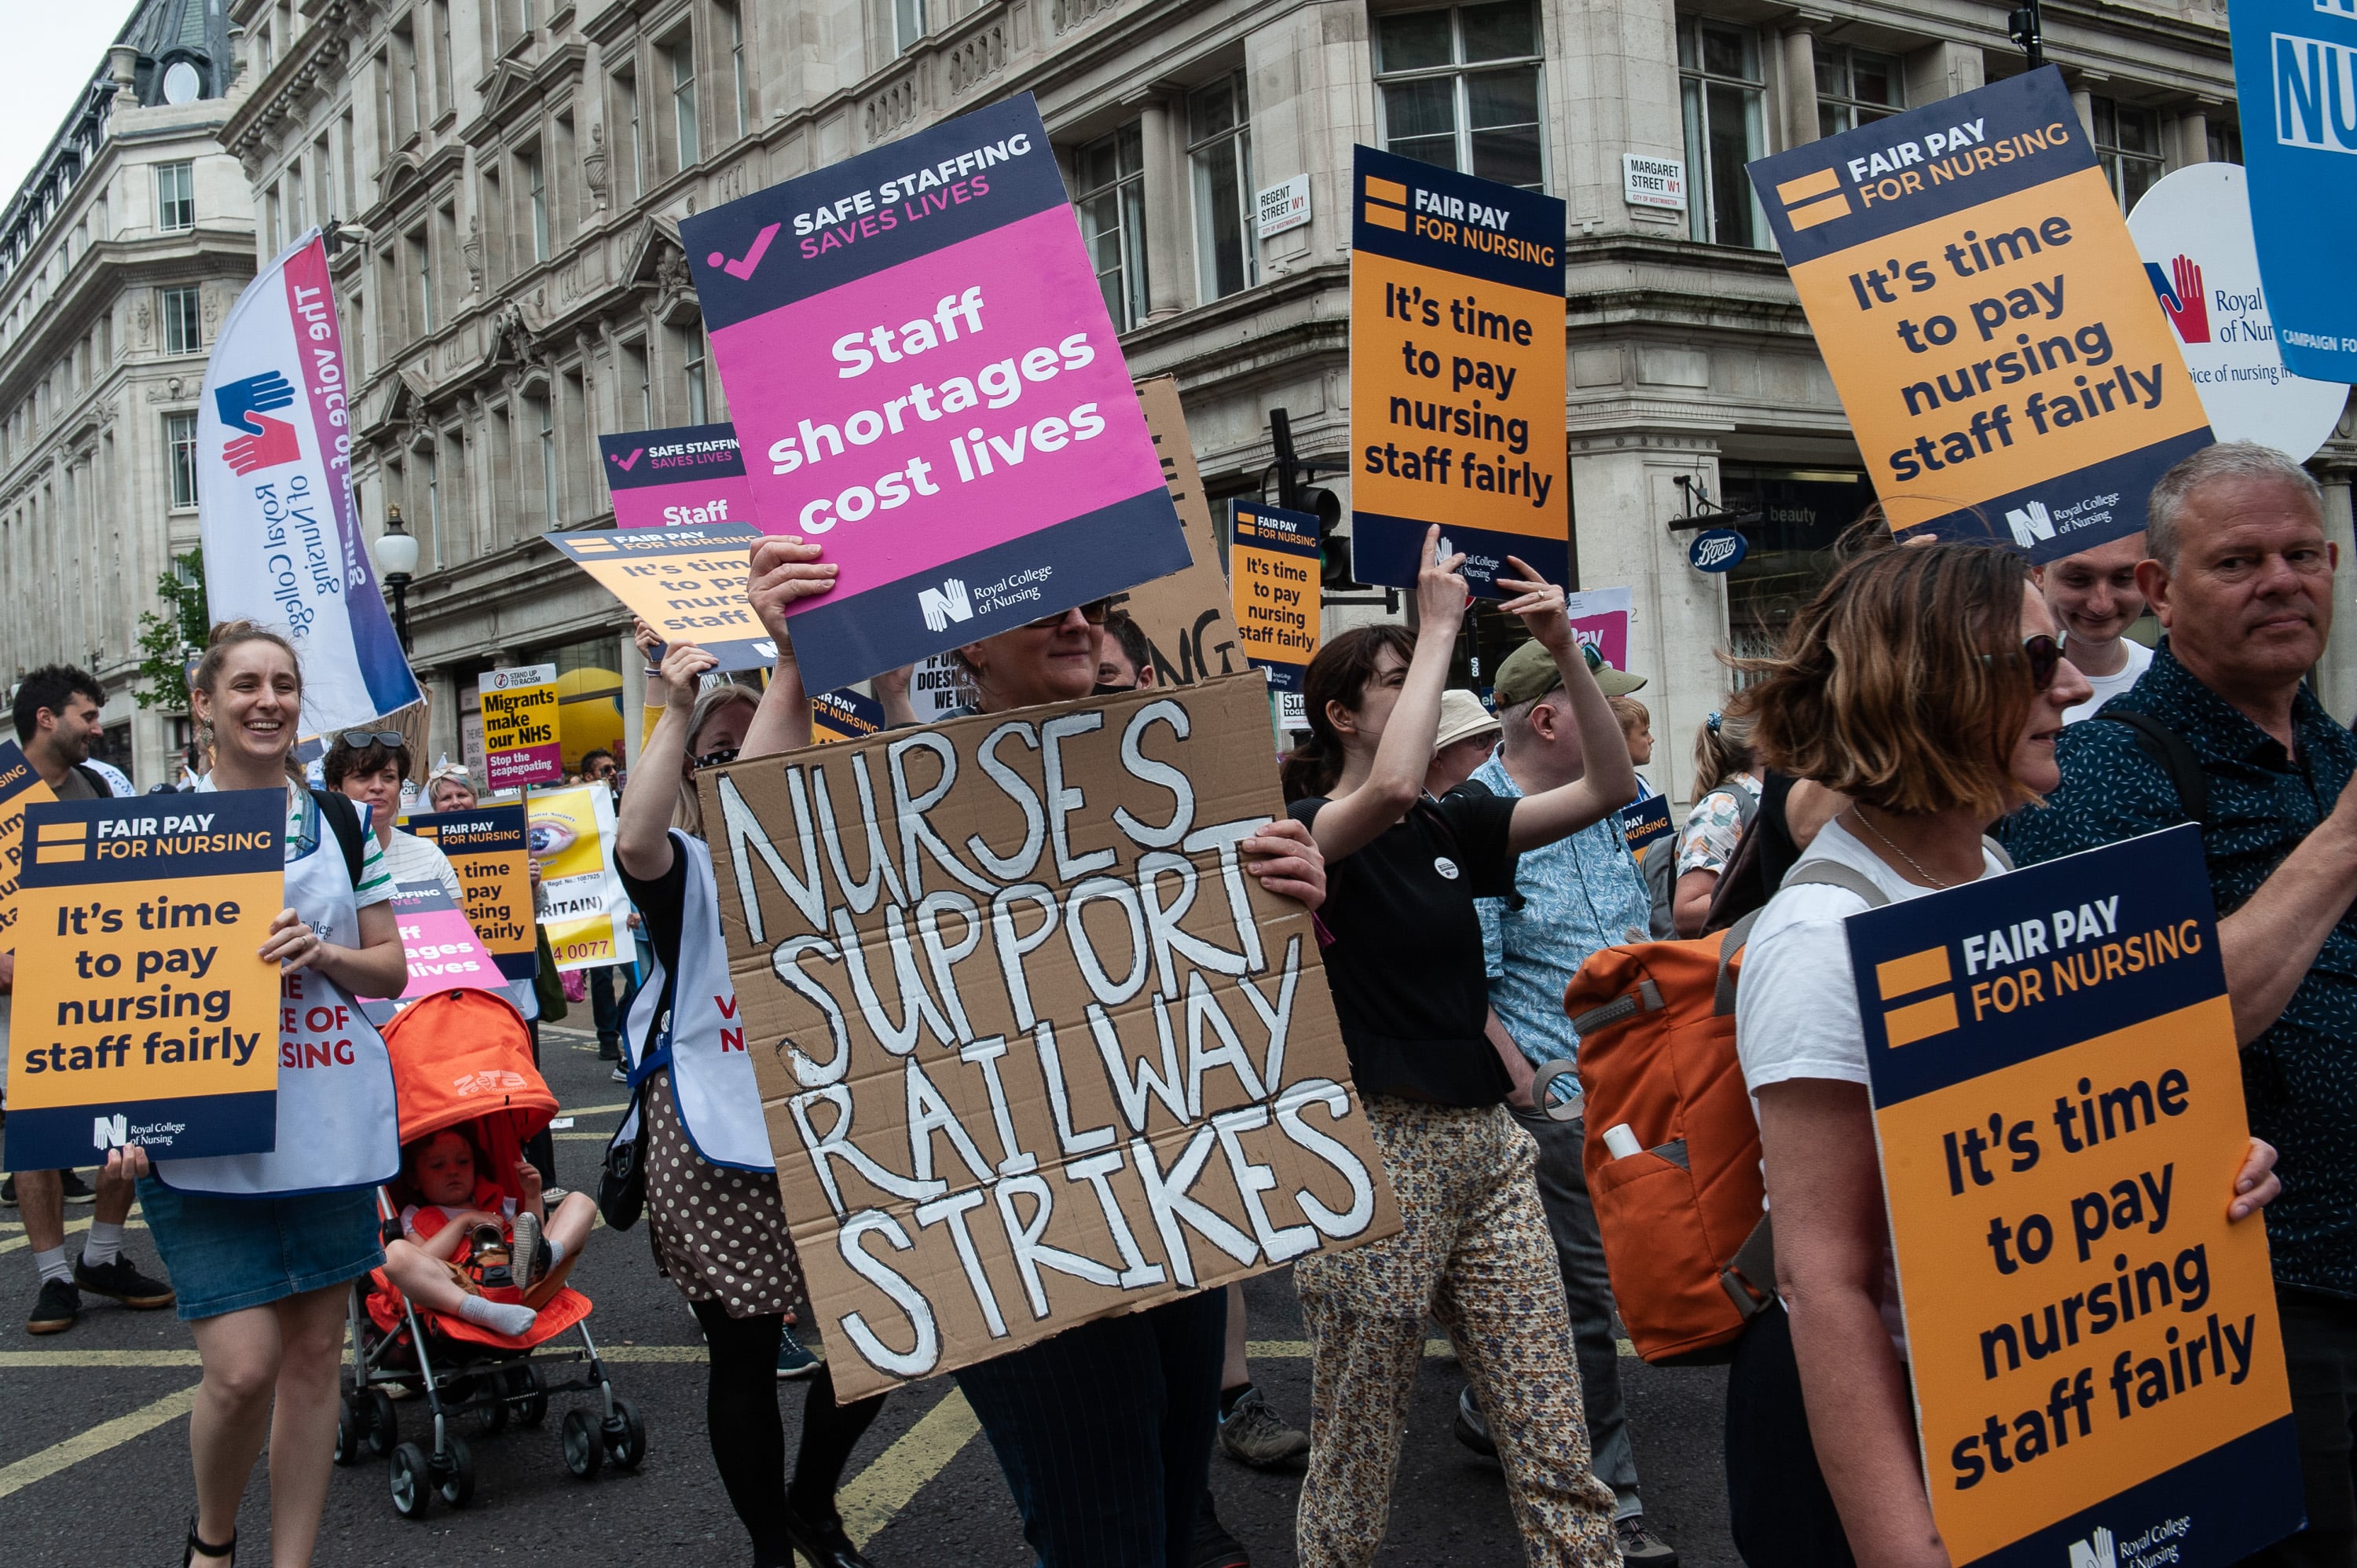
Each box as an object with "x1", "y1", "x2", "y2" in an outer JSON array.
[
  {"x1": 2, "y1": 790, "x2": 284, "y2": 1171},
  {"x1": 403, "y1": 804, "x2": 536, "y2": 982},
  {"x1": 0, "y1": 738, "x2": 57, "y2": 954},
  {"x1": 680, "y1": 94, "x2": 1189, "y2": 694},
  {"x1": 1747, "y1": 68, "x2": 2209, "y2": 559},
  {"x1": 600, "y1": 422, "x2": 758, "y2": 530},
  {"x1": 1228, "y1": 500, "x2": 1321, "y2": 692},
  {"x1": 1846, "y1": 826, "x2": 2296, "y2": 1565},
  {"x1": 1347, "y1": 145, "x2": 1567, "y2": 596}
]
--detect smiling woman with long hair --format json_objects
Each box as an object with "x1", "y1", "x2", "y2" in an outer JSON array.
[{"x1": 1725, "y1": 540, "x2": 2281, "y2": 1566}]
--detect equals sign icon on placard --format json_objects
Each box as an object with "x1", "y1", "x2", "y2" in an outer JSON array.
[{"x1": 1876, "y1": 944, "x2": 1959, "y2": 1046}]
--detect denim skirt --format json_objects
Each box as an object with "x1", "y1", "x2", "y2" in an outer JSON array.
[{"x1": 137, "y1": 1178, "x2": 384, "y2": 1321}]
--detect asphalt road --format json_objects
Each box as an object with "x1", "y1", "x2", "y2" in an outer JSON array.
[{"x1": 0, "y1": 1019, "x2": 1741, "y2": 1567}]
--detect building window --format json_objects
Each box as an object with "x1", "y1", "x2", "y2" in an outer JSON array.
[
  {"x1": 667, "y1": 35, "x2": 698, "y2": 170},
  {"x1": 722, "y1": 1, "x2": 749, "y2": 137},
  {"x1": 409, "y1": 228, "x2": 433, "y2": 334},
  {"x1": 166, "y1": 412, "x2": 198, "y2": 507},
  {"x1": 423, "y1": 445, "x2": 443, "y2": 570},
  {"x1": 1816, "y1": 42, "x2": 1901, "y2": 137},
  {"x1": 523, "y1": 147, "x2": 549, "y2": 262},
  {"x1": 614, "y1": 69, "x2": 643, "y2": 200},
  {"x1": 433, "y1": 0, "x2": 454, "y2": 112},
  {"x1": 896, "y1": 0, "x2": 926, "y2": 54},
  {"x1": 1678, "y1": 18, "x2": 1769, "y2": 248},
  {"x1": 266, "y1": 189, "x2": 283, "y2": 251},
  {"x1": 682, "y1": 328, "x2": 708, "y2": 423},
  {"x1": 159, "y1": 285, "x2": 201, "y2": 354},
  {"x1": 534, "y1": 394, "x2": 557, "y2": 525},
  {"x1": 1373, "y1": 2, "x2": 1545, "y2": 190},
  {"x1": 156, "y1": 162, "x2": 196, "y2": 231},
  {"x1": 1189, "y1": 73, "x2": 1256, "y2": 304},
  {"x1": 1073, "y1": 126, "x2": 1149, "y2": 332},
  {"x1": 623, "y1": 339, "x2": 650, "y2": 427},
  {"x1": 2092, "y1": 97, "x2": 2165, "y2": 211},
  {"x1": 2209, "y1": 118, "x2": 2243, "y2": 165}
]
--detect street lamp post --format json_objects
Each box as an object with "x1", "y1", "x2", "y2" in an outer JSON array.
[{"x1": 373, "y1": 503, "x2": 420, "y2": 654}]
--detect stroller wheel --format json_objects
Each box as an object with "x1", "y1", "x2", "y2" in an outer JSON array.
[
  {"x1": 363, "y1": 1389, "x2": 399, "y2": 1457},
  {"x1": 334, "y1": 1394, "x2": 364, "y2": 1466},
  {"x1": 603, "y1": 1396, "x2": 648, "y2": 1471},
  {"x1": 475, "y1": 1382, "x2": 509, "y2": 1435},
  {"x1": 390, "y1": 1442, "x2": 434, "y2": 1519},
  {"x1": 434, "y1": 1434, "x2": 477, "y2": 1508},
  {"x1": 508, "y1": 1362, "x2": 549, "y2": 1427},
  {"x1": 561, "y1": 1406, "x2": 605, "y2": 1478}
]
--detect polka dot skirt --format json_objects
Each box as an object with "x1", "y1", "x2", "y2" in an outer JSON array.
[{"x1": 642, "y1": 1068, "x2": 805, "y2": 1319}]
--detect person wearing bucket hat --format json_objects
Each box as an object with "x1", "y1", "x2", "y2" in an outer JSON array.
[
  {"x1": 1427, "y1": 689, "x2": 1505, "y2": 796},
  {"x1": 1491, "y1": 638, "x2": 1648, "y2": 711}
]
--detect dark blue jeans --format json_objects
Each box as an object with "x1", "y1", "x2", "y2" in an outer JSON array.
[
  {"x1": 589, "y1": 963, "x2": 633, "y2": 1050},
  {"x1": 955, "y1": 1288, "x2": 1226, "y2": 1568}
]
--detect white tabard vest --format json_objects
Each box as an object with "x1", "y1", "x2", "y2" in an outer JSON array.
[
  {"x1": 612, "y1": 832, "x2": 773, "y2": 1172},
  {"x1": 156, "y1": 786, "x2": 401, "y2": 1196}
]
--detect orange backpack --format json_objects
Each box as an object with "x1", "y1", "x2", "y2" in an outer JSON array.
[{"x1": 1562, "y1": 863, "x2": 1884, "y2": 1364}]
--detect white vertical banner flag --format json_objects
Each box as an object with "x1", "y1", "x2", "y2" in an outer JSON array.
[{"x1": 198, "y1": 230, "x2": 420, "y2": 730}]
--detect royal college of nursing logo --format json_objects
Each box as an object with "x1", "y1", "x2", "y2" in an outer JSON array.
[
  {"x1": 214, "y1": 370, "x2": 303, "y2": 475},
  {"x1": 918, "y1": 577, "x2": 973, "y2": 632}
]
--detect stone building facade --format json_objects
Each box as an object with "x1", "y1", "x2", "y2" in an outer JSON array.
[
  {"x1": 203, "y1": 0, "x2": 2350, "y2": 800},
  {"x1": 0, "y1": 0, "x2": 255, "y2": 786}
]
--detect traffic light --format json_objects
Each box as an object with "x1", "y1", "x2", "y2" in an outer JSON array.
[{"x1": 1269, "y1": 408, "x2": 1358, "y2": 588}]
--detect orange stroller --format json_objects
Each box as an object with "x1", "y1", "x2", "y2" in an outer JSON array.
[{"x1": 332, "y1": 988, "x2": 647, "y2": 1518}]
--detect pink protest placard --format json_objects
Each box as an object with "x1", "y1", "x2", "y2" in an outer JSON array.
[
  {"x1": 600, "y1": 422, "x2": 760, "y2": 530},
  {"x1": 681, "y1": 93, "x2": 1190, "y2": 694},
  {"x1": 1563, "y1": 587, "x2": 1632, "y2": 674},
  {"x1": 391, "y1": 882, "x2": 504, "y2": 1001}
]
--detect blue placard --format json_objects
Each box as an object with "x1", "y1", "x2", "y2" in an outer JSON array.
[
  {"x1": 1617, "y1": 794, "x2": 1674, "y2": 857},
  {"x1": 2231, "y1": 2, "x2": 2357, "y2": 382}
]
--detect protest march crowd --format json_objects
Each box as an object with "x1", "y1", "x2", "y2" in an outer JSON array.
[{"x1": 9, "y1": 436, "x2": 2356, "y2": 1568}]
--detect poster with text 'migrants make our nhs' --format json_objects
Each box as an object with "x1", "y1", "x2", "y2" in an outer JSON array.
[
  {"x1": 680, "y1": 96, "x2": 1189, "y2": 696},
  {"x1": 1748, "y1": 67, "x2": 2209, "y2": 560}
]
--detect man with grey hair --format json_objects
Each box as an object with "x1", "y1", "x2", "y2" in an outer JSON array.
[
  {"x1": 2003, "y1": 441, "x2": 2357, "y2": 1566},
  {"x1": 1453, "y1": 638, "x2": 1677, "y2": 1563}
]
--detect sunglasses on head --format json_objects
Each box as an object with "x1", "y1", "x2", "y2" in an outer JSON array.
[
  {"x1": 339, "y1": 731, "x2": 405, "y2": 749},
  {"x1": 1022, "y1": 599, "x2": 1114, "y2": 631},
  {"x1": 1986, "y1": 634, "x2": 2064, "y2": 692}
]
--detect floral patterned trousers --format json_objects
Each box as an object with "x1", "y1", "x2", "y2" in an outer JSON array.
[{"x1": 1294, "y1": 1097, "x2": 1619, "y2": 1567}]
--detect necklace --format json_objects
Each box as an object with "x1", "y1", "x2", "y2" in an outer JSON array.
[{"x1": 1848, "y1": 806, "x2": 1954, "y2": 889}]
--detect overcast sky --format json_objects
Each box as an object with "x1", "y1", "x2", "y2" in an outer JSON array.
[{"x1": 2, "y1": 10, "x2": 137, "y2": 209}]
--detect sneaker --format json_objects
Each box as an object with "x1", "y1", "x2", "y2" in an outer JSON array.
[
  {"x1": 510, "y1": 1211, "x2": 543, "y2": 1290},
  {"x1": 60, "y1": 1170, "x2": 96, "y2": 1203},
  {"x1": 1189, "y1": 1489, "x2": 1249, "y2": 1568},
  {"x1": 610, "y1": 1064, "x2": 629, "y2": 1083},
  {"x1": 597, "y1": 1039, "x2": 621, "y2": 1061},
  {"x1": 775, "y1": 1323, "x2": 820, "y2": 1379},
  {"x1": 27, "y1": 1277, "x2": 80, "y2": 1334},
  {"x1": 1217, "y1": 1386, "x2": 1309, "y2": 1467},
  {"x1": 1, "y1": 1175, "x2": 15, "y2": 1206},
  {"x1": 539, "y1": 1186, "x2": 571, "y2": 1205},
  {"x1": 1453, "y1": 1384, "x2": 1497, "y2": 1457},
  {"x1": 73, "y1": 1252, "x2": 174, "y2": 1310},
  {"x1": 1616, "y1": 1518, "x2": 1679, "y2": 1565}
]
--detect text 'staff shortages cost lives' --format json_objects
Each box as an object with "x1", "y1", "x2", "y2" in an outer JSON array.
[
  {"x1": 1847, "y1": 826, "x2": 2297, "y2": 1566},
  {"x1": 599, "y1": 421, "x2": 759, "y2": 530},
  {"x1": 2, "y1": 790, "x2": 285, "y2": 1171},
  {"x1": 402, "y1": 804, "x2": 537, "y2": 981},
  {"x1": 1347, "y1": 145, "x2": 1568, "y2": 596},
  {"x1": 700, "y1": 674, "x2": 1402, "y2": 1401},
  {"x1": 1228, "y1": 500, "x2": 1321, "y2": 694},
  {"x1": 680, "y1": 94, "x2": 1190, "y2": 694},
  {"x1": 2230, "y1": 0, "x2": 2357, "y2": 383},
  {"x1": 1747, "y1": 67, "x2": 2210, "y2": 561}
]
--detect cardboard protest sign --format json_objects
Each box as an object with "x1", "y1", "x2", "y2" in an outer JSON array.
[
  {"x1": 1849, "y1": 826, "x2": 2296, "y2": 1565},
  {"x1": 528, "y1": 783, "x2": 631, "y2": 972},
  {"x1": 480, "y1": 663, "x2": 563, "y2": 791},
  {"x1": 812, "y1": 687, "x2": 889, "y2": 744},
  {"x1": 1124, "y1": 379, "x2": 1246, "y2": 687},
  {"x1": 702, "y1": 672, "x2": 1401, "y2": 1400},
  {"x1": 0, "y1": 740, "x2": 57, "y2": 954},
  {"x1": 544, "y1": 521, "x2": 772, "y2": 672},
  {"x1": 1747, "y1": 67, "x2": 2210, "y2": 559},
  {"x1": 601, "y1": 423, "x2": 759, "y2": 530},
  {"x1": 1616, "y1": 796, "x2": 1673, "y2": 864},
  {"x1": 1229, "y1": 501, "x2": 1321, "y2": 694},
  {"x1": 402, "y1": 804, "x2": 536, "y2": 980},
  {"x1": 1348, "y1": 145, "x2": 1568, "y2": 596},
  {"x1": 2, "y1": 791, "x2": 284, "y2": 1170},
  {"x1": 679, "y1": 94, "x2": 1191, "y2": 694},
  {"x1": 2229, "y1": 0, "x2": 2357, "y2": 383}
]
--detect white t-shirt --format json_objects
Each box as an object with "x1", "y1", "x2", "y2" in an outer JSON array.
[
  {"x1": 2061, "y1": 636, "x2": 2153, "y2": 724},
  {"x1": 1736, "y1": 817, "x2": 2010, "y2": 1355}
]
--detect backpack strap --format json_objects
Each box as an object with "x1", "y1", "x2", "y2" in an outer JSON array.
[
  {"x1": 71, "y1": 763, "x2": 114, "y2": 797},
  {"x1": 310, "y1": 788, "x2": 368, "y2": 889},
  {"x1": 1713, "y1": 860, "x2": 1891, "y2": 1017},
  {"x1": 2091, "y1": 709, "x2": 2209, "y2": 827}
]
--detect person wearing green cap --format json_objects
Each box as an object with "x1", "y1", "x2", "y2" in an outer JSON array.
[{"x1": 1281, "y1": 525, "x2": 1635, "y2": 1568}]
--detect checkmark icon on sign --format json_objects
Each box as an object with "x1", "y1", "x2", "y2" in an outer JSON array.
[
  {"x1": 609, "y1": 448, "x2": 643, "y2": 471},
  {"x1": 707, "y1": 223, "x2": 782, "y2": 281}
]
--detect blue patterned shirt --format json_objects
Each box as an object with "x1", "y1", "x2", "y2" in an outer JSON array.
[
  {"x1": 1470, "y1": 753, "x2": 1655, "y2": 1068},
  {"x1": 1999, "y1": 639, "x2": 2357, "y2": 1298}
]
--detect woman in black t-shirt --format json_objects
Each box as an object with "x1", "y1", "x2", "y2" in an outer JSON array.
[{"x1": 1283, "y1": 527, "x2": 1636, "y2": 1568}]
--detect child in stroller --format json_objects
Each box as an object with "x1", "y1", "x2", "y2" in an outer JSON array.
[{"x1": 381, "y1": 1126, "x2": 598, "y2": 1340}]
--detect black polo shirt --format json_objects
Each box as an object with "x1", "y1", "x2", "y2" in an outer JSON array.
[
  {"x1": 2000, "y1": 639, "x2": 2357, "y2": 1299},
  {"x1": 1290, "y1": 786, "x2": 1519, "y2": 1106}
]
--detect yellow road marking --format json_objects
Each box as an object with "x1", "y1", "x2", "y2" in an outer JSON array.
[
  {"x1": 0, "y1": 1215, "x2": 147, "y2": 1256},
  {"x1": 839, "y1": 1388, "x2": 982, "y2": 1548},
  {"x1": 0, "y1": 1383, "x2": 198, "y2": 1497},
  {"x1": 562, "y1": 1102, "x2": 629, "y2": 1117}
]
